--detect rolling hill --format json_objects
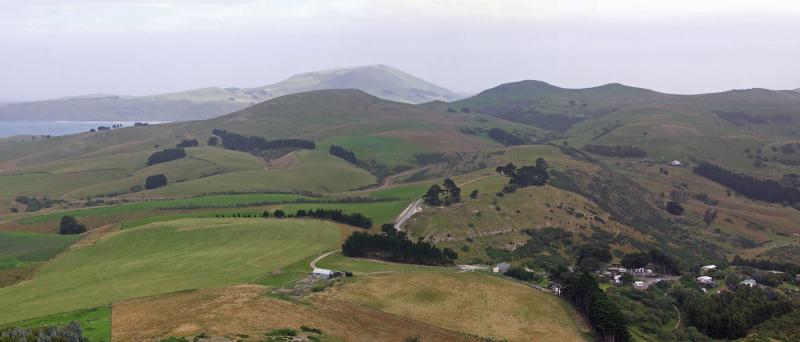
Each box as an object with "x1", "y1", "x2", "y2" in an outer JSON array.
[{"x1": 0, "y1": 65, "x2": 461, "y2": 122}]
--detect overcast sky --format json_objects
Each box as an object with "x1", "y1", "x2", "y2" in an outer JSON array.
[{"x1": 1, "y1": 0, "x2": 799, "y2": 101}]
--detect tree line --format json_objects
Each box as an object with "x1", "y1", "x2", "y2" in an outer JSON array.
[
  {"x1": 495, "y1": 159, "x2": 549, "y2": 187},
  {"x1": 147, "y1": 148, "x2": 186, "y2": 166},
  {"x1": 672, "y1": 286, "x2": 793, "y2": 339},
  {"x1": 215, "y1": 208, "x2": 372, "y2": 228},
  {"x1": 211, "y1": 129, "x2": 315, "y2": 153},
  {"x1": 584, "y1": 144, "x2": 647, "y2": 158},
  {"x1": 294, "y1": 208, "x2": 372, "y2": 228},
  {"x1": 694, "y1": 162, "x2": 800, "y2": 204},
  {"x1": 732, "y1": 255, "x2": 800, "y2": 275},
  {"x1": 329, "y1": 145, "x2": 358, "y2": 164},
  {"x1": 488, "y1": 128, "x2": 525, "y2": 146},
  {"x1": 553, "y1": 271, "x2": 629, "y2": 342},
  {"x1": 342, "y1": 230, "x2": 457, "y2": 266}
]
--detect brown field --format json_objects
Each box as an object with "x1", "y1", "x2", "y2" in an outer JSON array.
[
  {"x1": 111, "y1": 284, "x2": 478, "y2": 342},
  {"x1": 328, "y1": 272, "x2": 592, "y2": 342}
]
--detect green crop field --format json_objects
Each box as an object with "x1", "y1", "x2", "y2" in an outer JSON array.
[
  {"x1": 1, "y1": 306, "x2": 111, "y2": 342},
  {"x1": 148, "y1": 150, "x2": 377, "y2": 196},
  {"x1": 18, "y1": 193, "x2": 314, "y2": 225},
  {"x1": 0, "y1": 218, "x2": 340, "y2": 324},
  {"x1": 0, "y1": 231, "x2": 80, "y2": 269},
  {"x1": 320, "y1": 135, "x2": 425, "y2": 167}
]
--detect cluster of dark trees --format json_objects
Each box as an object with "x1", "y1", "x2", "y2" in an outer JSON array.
[
  {"x1": 487, "y1": 128, "x2": 525, "y2": 146},
  {"x1": 147, "y1": 148, "x2": 186, "y2": 166},
  {"x1": 176, "y1": 138, "x2": 199, "y2": 148},
  {"x1": 695, "y1": 162, "x2": 800, "y2": 204},
  {"x1": 59, "y1": 215, "x2": 86, "y2": 235},
  {"x1": 672, "y1": 286, "x2": 793, "y2": 339},
  {"x1": 0, "y1": 321, "x2": 86, "y2": 342},
  {"x1": 584, "y1": 144, "x2": 647, "y2": 158},
  {"x1": 144, "y1": 174, "x2": 168, "y2": 189},
  {"x1": 342, "y1": 230, "x2": 457, "y2": 266},
  {"x1": 294, "y1": 208, "x2": 372, "y2": 228},
  {"x1": 504, "y1": 267, "x2": 537, "y2": 282},
  {"x1": 422, "y1": 178, "x2": 461, "y2": 206},
  {"x1": 665, "y1": 201, "x2": 684, "y2": 215},
  {"x1": 211, "y1": 129, "x2": 315, "y2": 153},
  {"x1": 732, "y1": 255, "x2": 800, "y2": 275},
  {"x1": 554, "y1": 271, "x2": 629, "y2": 342},
  {"x1": 621, "y1": 249, "x2": 681, "y2": 275},
  {"x1": 495, "y1": 159, "x2": 549, "y2": 187},
  {"x1": 576, "y1": 244, "x2": 613, "y2": 271},
  {"x1": 14, "y1": 196, "x2": 61, "y2": 212},
  {"x1": 207, "y1": 136, "x2": 218, "y2": 146},
  {"x1": 329, "y1": 145, "x2": 358, "y2": 164}
]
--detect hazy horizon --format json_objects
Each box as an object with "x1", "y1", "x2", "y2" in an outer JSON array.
[{"x1": 1, "y1": 0, "x2": 799, "y2": 101}]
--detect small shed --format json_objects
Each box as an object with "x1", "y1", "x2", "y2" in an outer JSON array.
[
  {"x1": 700, "y1": 265, "x2": 717, "y2": 272},
  {"x1": 312, "y1": 268, "x2": 338, "y2": 280},
  {"x1": 493, "y1": 262, "x2": 511, "y2": 273},
  {"x1": 634, "y1": 281, "x2": 645, "y2": 288},
  {"x1": 670, "y1": 160, "x2": 683, "y2": 166}
]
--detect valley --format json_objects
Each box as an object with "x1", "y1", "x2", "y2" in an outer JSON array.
[{"x1": 3, "y1": 75, "x2": 800, "y2": 342}]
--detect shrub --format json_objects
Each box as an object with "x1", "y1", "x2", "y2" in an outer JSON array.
[
  {"x1": 59, "y1": 215, "x2": 86, "y2": 235},
  {"x1": 145, "y1": 174, "x2": 168, "y2": 189}
]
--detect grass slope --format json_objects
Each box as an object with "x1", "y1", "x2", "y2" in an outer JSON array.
[
  {"x1": 1, "y1": 306, "x2": 110, "y2": 342},
  {"x1": 330, "y1": 272, "x2": 592, "y2": 341},
  {"x1": 0, "y1": 218, "x2": 340, "y2": 324},
  {"x1": 0, "y1": 231, "x2": 79, "y2": 269}
]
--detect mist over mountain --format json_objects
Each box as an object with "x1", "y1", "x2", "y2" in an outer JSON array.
[{"x1": 0, "y1": 65, "x2": 461, "y2": 122}]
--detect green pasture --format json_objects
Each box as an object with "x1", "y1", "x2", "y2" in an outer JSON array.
[
  {"x1": 0, "y1": 306, "x2": 110, "y2": 342},
  {"x1": 0, "y1": 218, "x2": 340, "y2": 324},
  {"x1": 0, "y1": 231, "x2": 80, "y2": 269}
]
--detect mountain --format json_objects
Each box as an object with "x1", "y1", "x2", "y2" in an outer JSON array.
[
  {"x1": 0, "y1": 65, "x2": 460, "y2": 122},
  {"x1": 244, "y1": 64, "x2": 461, "y2": 104}
]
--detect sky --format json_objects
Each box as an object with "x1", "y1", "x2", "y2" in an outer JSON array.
[{"x1": 1, "y1": 0, "x2": 799, "y2": 101}]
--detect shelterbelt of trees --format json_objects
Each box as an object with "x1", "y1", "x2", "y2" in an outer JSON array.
[
  {"x1": 694, "y1": 162, "x2": 800, "y2": 204},
  {"x1": 212, "y1": 129, "x2": 315, "y2": 153},
  {"x1": 342, "y1": 228, "x2": 457, "y2": 266}
]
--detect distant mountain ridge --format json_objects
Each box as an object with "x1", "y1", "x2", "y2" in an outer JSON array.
[{"x1": 0, "y1": 65, "x2": 461, "y2": 122}]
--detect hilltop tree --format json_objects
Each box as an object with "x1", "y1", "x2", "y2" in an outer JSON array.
[
  {"x1": 442, "y1": 178, "x2": 461, "y2": 204},
  {"x1": 423, "y1": 184, "x2": 443, "y2": 206},
  {"x1": 207, "y1": 137, "x2": 218, "y2": 146},
  {"x1": 59, "y1": 216, "x2": 86, "y2": 235}
]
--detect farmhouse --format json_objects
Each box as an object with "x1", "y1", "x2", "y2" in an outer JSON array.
[
  {"x1": 634, "y1": 281, "x2": 645, "y2": 288},
  {"x1": 696, "y1": 276, "x2": 715, "y2": 287},
  {"x1": 741, "y1": 278, "x2": 757, "y2": 288},
  {"x1": 312, "y1": 268, "x2": 340, "y2": 280},
  {"x1": 493, "y1": 262, "x2": 511, "y2": 273}
]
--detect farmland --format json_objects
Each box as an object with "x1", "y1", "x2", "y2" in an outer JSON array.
[{"x1": 0, "y1": 218, "x2": 340, "y2": 324}]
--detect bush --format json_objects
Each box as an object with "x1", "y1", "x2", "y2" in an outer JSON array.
[
  {"x1": 176, "y1": 138, "x2": 199, "y2": 148},
  {"x1": 147, "y1": 148, "x2": 186, "y2": 166},
  {"x1": 59, "y1": 215, "x2": 86, "y2": 235},
  {"x1": 145, "y1": 174, "x2": 168, "y2": 189},
  {"x1": 666, "y1": 201, "x2": 684, "y2": 215}
]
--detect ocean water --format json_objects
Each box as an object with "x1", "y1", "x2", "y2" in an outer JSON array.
[{"x1": 0, "y1": 121, "x2": 164, "y2": 138}]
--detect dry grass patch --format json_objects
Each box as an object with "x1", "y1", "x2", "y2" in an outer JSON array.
[
  {"x1": 329, "y1": 272, "x2": 592, "y2": 342},
  {"x1": 112, "y1": 284, "x2": 475, "y2": 342}
]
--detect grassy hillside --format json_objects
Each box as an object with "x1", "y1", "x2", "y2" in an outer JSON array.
[
  {"x1": 0, "y1": 218, "x2": 340, "y2": 324},
  {"x1": 330, "y1": 272, "x2": 592, "y2": 341},
  {"x1": 0, "y1": 231, "x2": 79, "y2": 269}
]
